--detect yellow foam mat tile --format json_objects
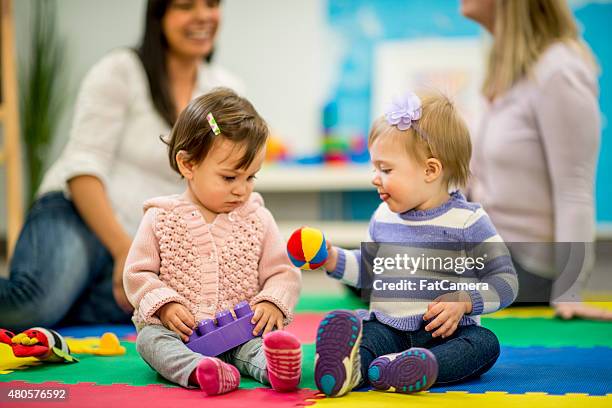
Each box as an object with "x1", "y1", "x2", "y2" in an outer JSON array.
[
  {"x1": 308, "y1": 391, "x2": 612, "y2": 407},
  {"x1": 487, "y1": 298, "x2": 612, "y2": 319},
  {"x1": 488, "y1": 307, "x2": 555, "y2": 319},
  {"x1": 583, "y1": 291, "x2": 612, "y2": 303},
  {"x1": 584, "y1": 301, "x2": 612, "y2": 310},
  {"x1": 0, "y1": 344, "x2": 40, "y2": 374}
]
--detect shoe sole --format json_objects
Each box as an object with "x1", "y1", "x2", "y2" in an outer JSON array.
[
  {"x1": 314, "y1": 310, "x2": 362, "y2": 397},
  {"x1": 368, "y1": 348, "x2": 438, "y2": 393}
]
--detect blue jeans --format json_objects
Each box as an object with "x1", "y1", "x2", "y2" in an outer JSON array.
[
  {"x1": 0, "y1": 192, "x2": 131, "y2": 332},
  {"x1": 359, "y1": 318, "x2": 500, "y2": 386}
]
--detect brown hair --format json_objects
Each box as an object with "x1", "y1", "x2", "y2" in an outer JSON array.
[
  {"x1": 483, "y1": 0, "x2": 597, "y2": 99},
  {"x1": 368, "y1": 90, "x2": 471, "y2": 189},
  {"x1": 164, "y1": 87, "x2": 268, "y2": 175}
]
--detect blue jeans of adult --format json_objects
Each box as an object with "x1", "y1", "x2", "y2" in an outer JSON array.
[
  {"x1": 359, "y1": 318, "x2": 500, "y2": 387},
  {"x1": 0, "y1": 192, "x2": 132, "y2": 332}
]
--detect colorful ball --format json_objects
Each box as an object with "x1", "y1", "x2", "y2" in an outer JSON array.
[{"x1": 287, "y1": 227, "x2": 328, "y2": 270}]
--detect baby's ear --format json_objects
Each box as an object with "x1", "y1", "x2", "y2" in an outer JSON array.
[
  {"x1": 176, "y1": 150, "x2": 195, "y2": 179},
  {"x1": 424, "y1": 158, "x2": 443, "y2": 183}
]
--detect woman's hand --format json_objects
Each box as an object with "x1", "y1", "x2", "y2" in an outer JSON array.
[
  {"x1": 554, "y1": 302, "x2": 612, "y2": 321},
  {"x1": 251, "y1": 301, "x2": 285, "y2": 336},
  {"x1": 423, "y1": 292, "x2": 473, "y2": 339},
  {"x1": 158, "y1": 302, "x2": 196, "y2": 342}
]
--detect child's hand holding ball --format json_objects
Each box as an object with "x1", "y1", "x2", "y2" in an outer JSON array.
[{"x1": 287, "y1": 227, "x2": 336, "y2": 271}]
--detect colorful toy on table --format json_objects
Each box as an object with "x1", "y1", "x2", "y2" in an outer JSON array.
[
  {"x1": 187, "y1": 301, "x2": 258, "y2": 357},
  {"x1": 287, "y1": 227, "x2": 328, "y2": 270},
  {"x1": 265, "y1": 135, "x2": 289, "y2": 163},
  {"x1": 0, "y1": 327, "x2": 78, "y2": 363},
  {"x1": 322, "y1": 135, "x2": 350, "y2": 164}
]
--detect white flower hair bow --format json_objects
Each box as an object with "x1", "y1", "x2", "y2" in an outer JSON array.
[{"x1": 385, "y1": 91, "x2": 422, "y2": 131}]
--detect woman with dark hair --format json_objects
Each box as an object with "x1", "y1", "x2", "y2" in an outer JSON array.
[{"x1": 0, "y1": 0, "x2": 243, "y2": 331}]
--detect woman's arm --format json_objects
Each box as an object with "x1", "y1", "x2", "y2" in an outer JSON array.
[
  {"x1": 533, "y1": 60, "x2": 600, "y2": 301},
  {"x1": 69, "y1": 176, "x2": 131, "y2": 260},
  {"x1": 69, "y1": 176, "x2": 132, "y2": 312},
  {"x1": 59, "y1": 51, "x2": 137, "y2": 311},
  {"x1": 534, "y1": 65, "x2": 600, "y2": 243}
]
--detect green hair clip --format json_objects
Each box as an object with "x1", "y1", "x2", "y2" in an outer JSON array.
[{"x1": 206, "y1": 112, "x2": 221, "y2": 136}]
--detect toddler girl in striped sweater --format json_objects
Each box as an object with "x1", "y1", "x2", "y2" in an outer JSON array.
[
  {"x1": 124, "y1": 88, "x2": 302, "y2": 396},
  {"x1": 314, "y1": 90, "x2": 518, "y2": 397}
]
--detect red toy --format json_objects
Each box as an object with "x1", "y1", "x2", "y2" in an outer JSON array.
[{"x1": 0, "y1": 327, "x2": 78, "y2": 363}]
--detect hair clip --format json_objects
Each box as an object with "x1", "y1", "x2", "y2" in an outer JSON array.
[
  {"x1": 384, "y1": 91, "x2": 422, "y2": 131},
  {"x1": 206, "y1": 112, "x2": 221, "y2": 136}
]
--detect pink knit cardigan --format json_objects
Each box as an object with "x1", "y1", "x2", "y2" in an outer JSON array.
[{"x1": 123, "y1": 192, "x2": 301, "y2": 329}]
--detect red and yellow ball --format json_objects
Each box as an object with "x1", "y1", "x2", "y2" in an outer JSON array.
[{"x1": 287, "y1": 227, "x2": 328, "y2": 270}]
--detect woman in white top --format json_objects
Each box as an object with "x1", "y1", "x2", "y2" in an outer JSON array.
[
  {"x1": 0, "y1": 0, "x2": 243, "y2": 331},
  {"x1": 462, "y1": 0, "x2": 611, "y2": 319}
]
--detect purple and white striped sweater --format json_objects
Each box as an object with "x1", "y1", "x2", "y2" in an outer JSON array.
[{"x1": 327, "y1": 191, "x2": 518, "y2": 331}]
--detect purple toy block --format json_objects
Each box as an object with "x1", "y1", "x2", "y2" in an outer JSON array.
[{"x1": 186, "y1": 301, "x2": 258, "y2": 357}]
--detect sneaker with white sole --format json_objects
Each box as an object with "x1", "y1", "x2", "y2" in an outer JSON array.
[
  {"x1": 314, "y1": 310, "x2": 363, "y2": 397},
  {"x1": 368, "y1": 347, "x2": 438, "y2": 393}
]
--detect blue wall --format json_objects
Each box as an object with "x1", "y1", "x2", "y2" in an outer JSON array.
[
  {"x1": 325, "y1": 0, "x2": 612, "y2": 222},
  {"x1": 576, "y1": 3, "x2": 612, "y2": 222}
]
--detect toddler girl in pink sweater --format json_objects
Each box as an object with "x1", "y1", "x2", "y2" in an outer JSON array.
[{"x1": 123, "y1": 88, "x2": 302, "y2": 395}]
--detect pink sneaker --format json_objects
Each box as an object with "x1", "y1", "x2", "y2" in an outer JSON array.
[
  {"x1": 195, "y1": 357, "x2": 240, "y2": 396},
  {"x1": 263, "y1": 331, "x2": 302, "y2": 392}
]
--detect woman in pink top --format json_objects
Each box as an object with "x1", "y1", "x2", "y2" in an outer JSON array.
[
  {"x1": 462, "y1": 0, "x2": 611, "y2": 319},
  {"x1": 123, "y1": 88, "x2": 303, "y2": 395}
]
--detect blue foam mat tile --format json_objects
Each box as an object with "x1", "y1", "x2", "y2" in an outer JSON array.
[
  {"x1": 56, "y1": 324, "x2": 136, "y2": 339},
  {"x1": 351, "y1": 346, "x2": 612, "y2": 396},
  {"x1": 427, "y1": 346, "x2": 612, "y2": 396}
]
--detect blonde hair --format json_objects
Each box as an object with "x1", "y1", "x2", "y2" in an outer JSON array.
[
  {"x1": 484, "y1": 0, "x2": 597, "y2": 99},
  {"x1": 368, "y1": 90, "x2": 471, "y2": 189}
]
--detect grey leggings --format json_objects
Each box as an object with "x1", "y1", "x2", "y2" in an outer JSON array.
[{"x1": 136, "y1": 324, "x2": 269, "y2": 388}]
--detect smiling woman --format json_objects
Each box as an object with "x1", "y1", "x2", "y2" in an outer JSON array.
[
  {"x1": 140, "y1": 0, "x2": 225, "y2": 125},
  {"x1": 163, "y1": 0, "x2": 220, "y2": 57},
  {"x1": 0, "y1": 0, "x2": 245, "y2": 332}
]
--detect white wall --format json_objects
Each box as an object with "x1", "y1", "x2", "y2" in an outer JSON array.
[
  {"x1": 19, "y1": 0, "x2": 146, "y2": 161},
  {"x1": 216, "y1": 0, "x2": 328, "y2": 155},
  {"x1": 2, "y1": 0, "x2": 326, "y2": 235}
]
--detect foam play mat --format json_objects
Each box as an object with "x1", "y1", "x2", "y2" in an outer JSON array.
[{"x1": 1, "y1": 291, "x2": 611, "y2": 407}]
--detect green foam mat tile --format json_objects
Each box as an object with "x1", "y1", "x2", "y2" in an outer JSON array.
[
  {"x1": 295, "y1": 291, "x2": 366, "y2": 312},
  {"x1": 0, "y1": 342, "x2": 176, "y2": 387},
  {"x1": 482, "y1": 318, "x2": 612, "y2": 347},
  {"x1": 0, "y1": 342, "x2": 320, "y2": 390}
]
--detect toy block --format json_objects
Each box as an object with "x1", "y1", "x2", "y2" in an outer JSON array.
[{"x1": 186, "y1": 301, "x2": 258, "y2": 356}]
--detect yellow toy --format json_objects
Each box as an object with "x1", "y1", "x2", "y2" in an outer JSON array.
[{"x1": 66, "y1": 332, "x2": 126, "y2": 356}]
